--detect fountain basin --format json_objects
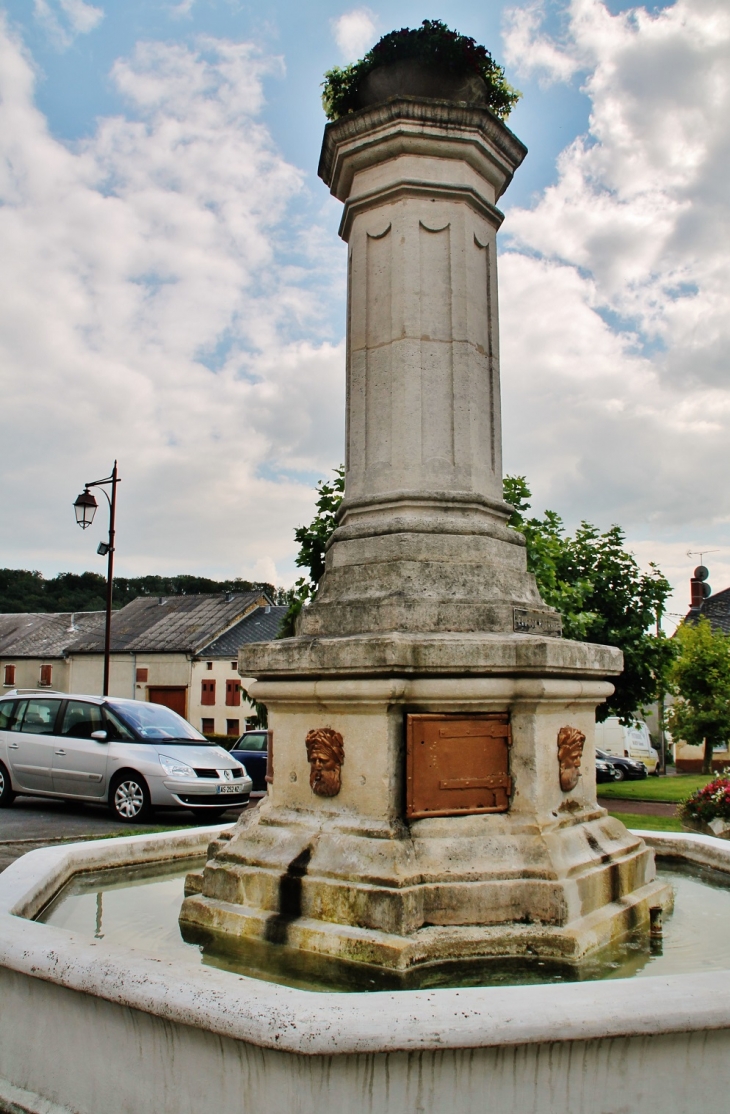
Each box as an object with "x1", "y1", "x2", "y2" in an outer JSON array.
[{"x1": 1, "y1": 827, "x2": 730, "y2": 1114}]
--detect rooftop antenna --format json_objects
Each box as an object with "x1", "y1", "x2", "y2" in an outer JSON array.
[
  {"x1": 687, "y1": 550, "x2": 717, "y2": 610},
  {"x1": 687, "y1": 549, "x2": 719, "y2": 563}
]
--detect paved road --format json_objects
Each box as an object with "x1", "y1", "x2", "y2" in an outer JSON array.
[
  {"x1": 0, "y1": 795, "x2": 251, "y2": 873},
  {"x1": 1, "y1": 792, "x2": 677, "y2": 875}
]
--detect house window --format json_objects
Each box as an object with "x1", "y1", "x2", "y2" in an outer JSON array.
[
  {"x1": 39, "y1": 664, "x2": 53, "y2": 687},
  {"x1": 136, "y1": 667, "x2": 148, "y2": 683},
  {"x1": 4, "y1": 665, "x2": 15, "y2": 686},
  {"x1": 225, "y1": 679, "x2": 240, "y2": 707},
  {"x1": 201, "y1": 718, "x2": 214, "y2": 735},
  {"x1": 230, "y1": 660, "x2": 237, "y2": 671},
  {"x1": 206, "y1": 661, "x2": 213, "y2": 670},
  {"x1": 201, "y1": 679, "x2": 216, "y2": 706},
  {"x1": 226, "y1": 719, "x2": 240, "y2": 737}
]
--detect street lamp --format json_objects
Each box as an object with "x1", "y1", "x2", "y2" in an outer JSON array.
[
  {"x1": 73, "y1": 489, "x2": 98, "y2": 529},
  {"x1": 73, "y1": 461, "x2": 120, "y2": 697}
]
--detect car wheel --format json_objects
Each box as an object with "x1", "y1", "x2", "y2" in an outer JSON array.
[
  {"x1": 110, "y1": 773, "x2": 151, "y2": 823},
  {"x1": 189, "y1": 808, "x2": 228, "y2": 822},
  {"x1": 612, "y1": 767, "x2": 626, "y2": 782},
  {"x1": 0, "y1": 761, "x2": 15, "y2": 807}
]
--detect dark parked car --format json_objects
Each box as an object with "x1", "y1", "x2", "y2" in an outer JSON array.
[
  {"x1": 596, "y1": 757, "x2": 620, "y2": 784},
  {"x1": 596, "y1": 748, "x2": 647, "y2": 782},
  {"x1": 230, "y1": 730, "x2": 269, "y2": 794}
]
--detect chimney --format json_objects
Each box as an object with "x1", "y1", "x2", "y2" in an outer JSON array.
[{"x1": 690, "y1": 565, "x2": 711, "y2": 612}]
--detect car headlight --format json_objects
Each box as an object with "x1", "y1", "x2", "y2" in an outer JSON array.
[{"x1": 159, "y1": 754, "x2": 197, "y2": 779}]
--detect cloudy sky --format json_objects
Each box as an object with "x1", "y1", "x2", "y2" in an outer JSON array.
[{"x1": 0, "y1": 0, "x2": 728, "y2": 625}]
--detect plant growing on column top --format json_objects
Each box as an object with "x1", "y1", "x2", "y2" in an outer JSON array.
[{"x1": 321, "y1": 19, "x2": 521, "y2": 122}]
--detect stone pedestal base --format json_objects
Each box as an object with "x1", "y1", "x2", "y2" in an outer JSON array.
[{"x1": 180, "y1": 638, "x2": 672, "y2": 972}]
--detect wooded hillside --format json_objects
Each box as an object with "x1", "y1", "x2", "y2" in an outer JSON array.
[{"x1": 0, "y1": 569, "x2": 277, "y2": 613}]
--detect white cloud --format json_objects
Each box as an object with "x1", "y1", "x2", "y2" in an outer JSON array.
[
  {"x1": 331, "y1": 7, "x2": 377, "y2": 62},
  {"x1": 503, "y1": 1, "x2": 585, "y2": 84},
  {"x1": 34, "y1": 0, "x2": 103, "y2": 46},
  {"x1": 169, "y1": 0, "x2": 196, "y2": 18},
  {"x1": 59, "y1": 0, "x2": 104, "y2": 34},
  {"x1": 499, "y1": 0, "x2": 730, "y2": 598},
  {"x1": 0, "y1": 18, "x2": 345, "y2": 583}
]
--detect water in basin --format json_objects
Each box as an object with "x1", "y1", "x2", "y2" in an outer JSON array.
[{"x1": 36, "y1": 856, "x2": 730, "y2": 993}]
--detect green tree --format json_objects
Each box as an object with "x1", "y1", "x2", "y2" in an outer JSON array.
[
  {"x1": 279, "y1": 467, "x2": 345, "y2": 637},
  {"x1": 666, "y1": 618, "x2": 730, "y2": 775},
  {"x1": 503, "y1": 476, "x2": 674, "y2": 722},
  {"x1": 0, "y1": 569, "x2": 279, "y2": 614},
  {"x1": 279, "y1": 470, "x2": 673, "y2": 723}
]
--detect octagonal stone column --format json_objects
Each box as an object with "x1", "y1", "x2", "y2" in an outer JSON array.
[{"x1": 298, "y1": 99, "x2": 552, "y2": 638}]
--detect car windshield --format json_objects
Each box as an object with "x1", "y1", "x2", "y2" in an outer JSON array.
[
  {"x1": 235, "y1": 732, "x2": 267, "y2": 752},
  {"x1": 106, "y1": 699, "x2": 209, "y2": 744}
]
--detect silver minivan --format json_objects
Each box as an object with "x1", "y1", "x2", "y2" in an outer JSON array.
[{"x1": 0, "y1": 690, "x2": 252, "y2": 822}]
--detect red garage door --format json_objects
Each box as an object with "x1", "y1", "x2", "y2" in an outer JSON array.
[{"x1": 147, "y1": 687, "x2": 187, "y2": 719}]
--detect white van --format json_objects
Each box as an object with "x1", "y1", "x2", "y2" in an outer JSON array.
[{"x1": 594, "y1": 717, "x2": 660, "y2": 775}]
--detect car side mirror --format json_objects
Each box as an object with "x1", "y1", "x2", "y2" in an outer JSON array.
[{"x1": 91, "y1": 730, "x2": 108, "y2": 743}]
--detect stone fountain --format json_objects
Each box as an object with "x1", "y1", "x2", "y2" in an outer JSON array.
[
  {"x1": 2, "y1": 55, "x2": 729, "y2": 1114},
  {"x1": 180, "y1": 72, "x2": 672, "y2": 971}
]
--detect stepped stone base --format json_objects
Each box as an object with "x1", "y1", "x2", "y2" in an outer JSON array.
[
  {"x1": 180, "y1": 645, "x2": 672, "y2": 972},
  {"x1": 298, "y1": 508, "x2": 556, "y2": 638},
  {"x1": 181, "y1": 808, "x2": 671, "y2": 971}
]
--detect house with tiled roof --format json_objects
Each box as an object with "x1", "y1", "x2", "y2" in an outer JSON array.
[
  {"x1": 685, "y1": 586, "x2": 730, "y2": 636},
  {"x1": 65, "y1": 591, "x2": 286, "y2": 736},
  {"x1": 0, "y1": 611, "x2": 105, "y2": 694},
  {"x1": 0, "y1": 593, "x2": 286, "y2": 737}
]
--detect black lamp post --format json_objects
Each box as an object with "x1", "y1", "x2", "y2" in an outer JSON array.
[{"x1": 73, "y1": 461, "x2": 120, "y2": 696}]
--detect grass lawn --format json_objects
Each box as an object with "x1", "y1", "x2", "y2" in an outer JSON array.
[
  {"x1": 607, "y1": 810, "x2": 685, "y2": 833},
  {"x1": 597, "y1": 774, "x2": 711, "y2": 803}
]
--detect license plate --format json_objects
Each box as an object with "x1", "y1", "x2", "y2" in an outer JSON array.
[{"x1": 217, "y1": 784, "x2": 240, "y2": 795}]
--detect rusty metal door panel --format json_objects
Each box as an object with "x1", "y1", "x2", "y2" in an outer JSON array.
[{"x1": 406, "y1": 714, "x2": 511, "y2": 819}]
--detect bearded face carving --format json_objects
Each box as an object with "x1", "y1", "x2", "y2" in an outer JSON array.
[
  {"x1": 557, "y1": 726, "x2": 586, "y2": 792},
  {"x1": 306, "y1": 727, "x2": 345, "y2": 797}
]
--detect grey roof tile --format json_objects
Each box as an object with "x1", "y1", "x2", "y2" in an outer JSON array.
[
  {"x1": 0, "y1": 612, "x2": 105, "y2": 658},
  {"x1": 69, "y1": 592, "x2": 271, "y2": 654},
  {"x1": 686, "y1": 588, "x2": 730, "y2": 635},
  {"x1": 199, "y1": 606, "x2": 287, "y2": 657}
]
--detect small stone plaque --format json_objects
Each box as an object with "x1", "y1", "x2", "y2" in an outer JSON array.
[{"x1": 513, "y1": 608, "x2": 562, "y2": 637}]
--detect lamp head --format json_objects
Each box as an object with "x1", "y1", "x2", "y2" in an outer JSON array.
[{"x1": 73, "y1": 489, "x2": 98, "y2": 529}]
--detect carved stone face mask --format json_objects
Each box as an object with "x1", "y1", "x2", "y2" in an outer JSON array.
[
  {"x1": 557, "y1": 726, "x2": 586, "y2": 792},
  {"x1": 305, "y1": 727, "x2": 344, "y2": 797}
]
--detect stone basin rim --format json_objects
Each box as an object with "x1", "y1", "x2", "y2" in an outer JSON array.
[{"x1": 1, "y1": 827, "x2": 730, "y2": 1057}]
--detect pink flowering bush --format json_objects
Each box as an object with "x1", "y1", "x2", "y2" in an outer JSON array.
[{"x1": 681, "y1": 773, "x2": 730, "y2": 824}]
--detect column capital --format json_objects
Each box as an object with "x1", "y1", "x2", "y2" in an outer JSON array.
[{"x1": 319, "y1": 97, "x2": 527, "y2": 210}]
